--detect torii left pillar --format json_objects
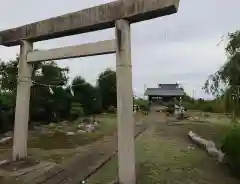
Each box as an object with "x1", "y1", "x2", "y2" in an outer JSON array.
[{"x1": 12, "y1": 40, "x2": 33, "y2": 161}]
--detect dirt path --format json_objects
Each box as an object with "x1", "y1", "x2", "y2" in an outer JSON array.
[{"x1": 136, "y1": 112, "x2": 239, "y2": 184}]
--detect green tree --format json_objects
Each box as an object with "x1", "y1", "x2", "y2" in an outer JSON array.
[
  {"x1": 0, "y1": 91, "x2": 15, "y2": 132},
  {"x1": 97, "y1": 69, "x2": 117, "y2": 110},
  {"x1": 204, "y1": 31, "x2": 240, "y2": 94},
  {"x1": 71, "y1": 76, "x2": 101, "y2": 114},
  {"x1": 30, "y1": 61, "x2": 69, "y2": 122},
  {"x1": 204, "y1": 30, "x2": 240, "y2": 116},
  {"x1": 134, "y1": 98, "x2": 149, "y2": 111},
  {"x1": 0, "y1": 56, "x2": 118, "y2": 132},
  {"x1": 0, "y1": 59, "x2": 18, "y2": 91},
  {"x1": 0, "y1": 58, "x2": 70, "y2": 124}
]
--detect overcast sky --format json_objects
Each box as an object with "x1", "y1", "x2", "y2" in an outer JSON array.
[{"x1": 0, "y1": 0, "x2": 239, "y2": 99}]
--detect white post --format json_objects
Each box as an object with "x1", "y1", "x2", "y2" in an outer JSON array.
[
  {"x1": 115, "y1": 19, "x2": 136, "y2": 184},
  {"x1": 13, "y1": 40, "x2": 33, "y2": 161}
]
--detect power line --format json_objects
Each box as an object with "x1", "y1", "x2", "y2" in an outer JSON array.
[
  {"x1": 17, "y1": 72, "x2": 116, "y2": 96},
  {"x1": 217, "y1": 35, "x2": 225, "y2": 46},
  {"x1": 2, "y1": 69, "x2": 116, "y2": 88},
  {"x1": 40, "y1": 71, "x2": 115, "y2": 88}
]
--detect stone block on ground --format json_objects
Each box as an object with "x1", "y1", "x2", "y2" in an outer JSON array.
[
  {"x1": 188, "y1": 131, "x2": 225, "y2": 163},
  {"x1": 0, "y1": 137, "x2": 12, "y2": 144},
  {"x1": 206, "y1": 141, "x2": 216, "y2": 149},
  {"x1": 207, "y1": 147, "x2": 220, "y2": 158}
]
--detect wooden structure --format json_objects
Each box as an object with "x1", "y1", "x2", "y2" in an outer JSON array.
[
  {"x1": 0, "y1": 0, "x2": 179, "y2": 183},
  {"x1": 145, "y1": 83, "x2": 184, "y2": 112},
  {"x1": 145, "y1": 83, "x2": 184, "y2": 102}
]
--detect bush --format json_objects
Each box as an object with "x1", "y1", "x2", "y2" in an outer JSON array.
[
  {"x1": 135, "y1": 99, "x2": 148, "y2": 109},
  {"x1": 107, "y1": 106, "x2": 116, "y2": 114},
  {"x1": 221, "y1": 125, "x2": 240, "y2": 176},
  {"x1": 166, "y1": 104, "x2": 174, "y2": 115},
  {"x1": 70, "y1": 102, "x2": 84, "y2": 120},
  {"x1": 201, "y1": 104, "x2": 214, "y2": 112}
]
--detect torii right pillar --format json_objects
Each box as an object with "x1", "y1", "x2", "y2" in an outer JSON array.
[{"x1": 115, "y1": 19, "x2": 135, "y2": 184}]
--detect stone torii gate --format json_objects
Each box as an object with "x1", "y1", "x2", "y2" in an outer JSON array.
[{"x1": 0, "y1": 0, "x2": 179, "y2": 183}]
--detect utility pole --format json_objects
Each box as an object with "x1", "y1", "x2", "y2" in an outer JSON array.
[
  {"x1": 192, "y1": 88, "x2": 195, "y2": 99},
  {"x1": 237, "y1": 87, "x2": 239, "y2": 110},
  {"x1": 144, "y1": 84, "x2": 146, "y2": 92},
  {"x1": 144, "y1": 84, "x2": 147, "y2": 100},
  {"x1": 235, "y1": 86, "x2": 240, "y2": 121}
]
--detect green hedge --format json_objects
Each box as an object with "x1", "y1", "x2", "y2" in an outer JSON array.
[{"x1": 221, "y1": 125, "x2": 240, "y2": 176}]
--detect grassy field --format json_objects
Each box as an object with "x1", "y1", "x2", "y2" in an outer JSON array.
[
  {"x1": 0, "y1": 114, "x2": 117, "y2": 163},
  {"x1": 29, "y1": 114, "x2": 117, "y2": 150},
  {"x1": 188, "y1": 110, "x2": 233, "y2": 125},
  {"x1": 0, "y1": 112, "x2": 238, "y2": 184},
  {"x1": 87, "y1": 112, "x2": 239, "y2": 184},
  {"x1": 0, "y1": 112, "x2": 148, "y2": 184}
]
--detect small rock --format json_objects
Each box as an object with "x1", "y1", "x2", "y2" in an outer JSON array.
[
  {"x1": 33, "y1": 125, "x2": 40, "y2": 130},
  {"x1": 49, "y1": 123, "x2": 56, "y2": 128},
  {"x1": 188, "y1": 146, "x2": 195, "y2": 150},
  {"x1": 78, "y1": 123, "x2": 85, "y2": 129},
  {"x1": 86, "y1": 124, "x2": 95, "y2": 133},
  {"x1": 66, "y1": 132, "x2": 75, "y2": 136},
  {"x1": 93, "y1": 121, "x2": 99, "y2": 126},
  {"x1": 55, "y1": 129, "x2": 65, "y2": 133},
  {"x1": 4, "y1": 131, "x2": 12, "y2": 137},
  {"x1": 0, "y1": 160, "x2": 9, "y2": 166},
  {"x1": 77, "y1": 130, "x2": 86, "y2": 134},
  {"x1": 136, "y1": 121, "x2": 142, "y2": 125}
]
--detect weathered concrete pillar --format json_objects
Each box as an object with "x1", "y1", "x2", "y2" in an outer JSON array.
[
  {"x1": 115, "y1": 19, "x2": 136, "y2": 184},
  {"x1": 13, "y1": 40, "x2": 33, "y2": 161}
]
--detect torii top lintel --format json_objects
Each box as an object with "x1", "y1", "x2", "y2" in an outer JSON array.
[{"x1": 0, "y1": 0, "x2": 179, "y2": 47}]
